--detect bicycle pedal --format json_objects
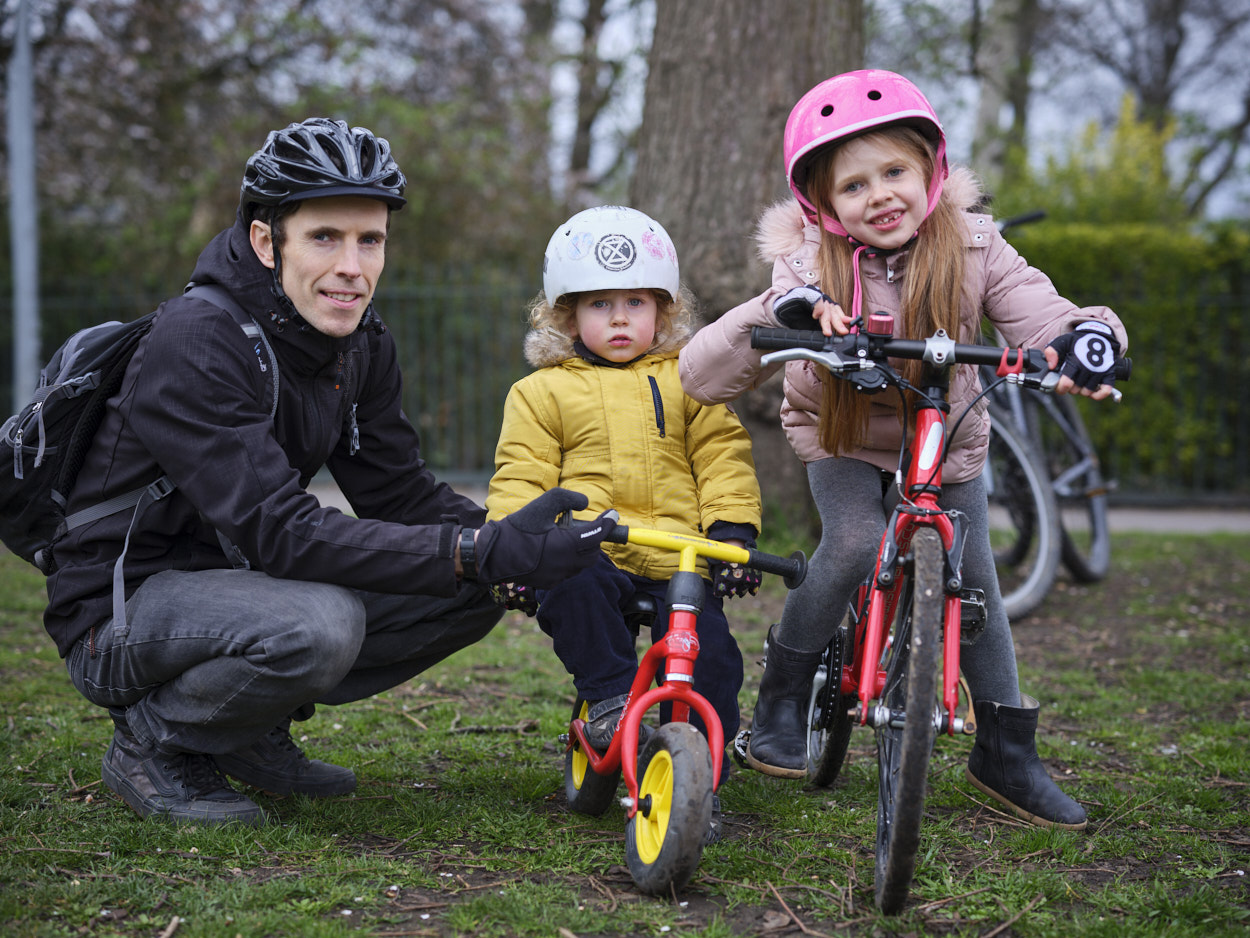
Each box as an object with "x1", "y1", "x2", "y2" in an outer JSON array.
[
  {"x1": 732, "y1": 729, "x2": 752, "y2": 769},
  {"x1": 959, "y1": 588, "x2": 987, "y2": 645}
]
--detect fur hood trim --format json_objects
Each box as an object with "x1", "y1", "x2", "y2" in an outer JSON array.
[
  {"x1": 522, "y1": 316, "x2": 694, "y2": 369},
  {"x1": 755, "y1": 164, "x2": 984, "y2": 261}
]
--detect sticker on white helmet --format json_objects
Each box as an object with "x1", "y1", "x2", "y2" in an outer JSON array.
[{"x1": 596, "y1": 234, "x2": 637, "y2": 272}]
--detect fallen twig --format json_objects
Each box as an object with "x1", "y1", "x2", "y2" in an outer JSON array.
[
  {"x1": 448, "y1": 720, "x2": 539, "y2": 735},
  {"x1": 981, "y1": 892, "x2": 1045, "y2": 938},
  {"x1": 766, "y1": 880, "x2": 834, "y2": 938}
]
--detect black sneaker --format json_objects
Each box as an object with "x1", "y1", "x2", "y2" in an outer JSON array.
[
  {"x1": 216, "y1": 721, "x2": 356, "y2": 797},
  {"x1": 584, "y1": 695, "x2": 653, "y2": 751},
  {"x1": 101, "y1": 728, "x2": 263, "y2": 826}
]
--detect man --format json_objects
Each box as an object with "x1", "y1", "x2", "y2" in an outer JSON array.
[{"x1": 44, "y1": 118, "x2": 615, "y2": 825}]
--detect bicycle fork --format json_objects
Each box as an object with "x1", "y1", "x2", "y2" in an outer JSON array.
[{"x1": 568, "y1": 544, "x2": 725, "y2": 820}]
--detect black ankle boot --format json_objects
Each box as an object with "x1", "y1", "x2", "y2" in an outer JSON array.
[
  {"x1": 965, "y1": 694, "x2": 1087, "y2": 830},
  {"x1": 744, "y1": 627, "x2": 823, "y2": 778}
]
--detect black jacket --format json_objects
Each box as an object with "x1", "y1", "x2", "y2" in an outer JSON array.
[{"x1": 44, "y1": 218, "x2": 484, "y2": 657}]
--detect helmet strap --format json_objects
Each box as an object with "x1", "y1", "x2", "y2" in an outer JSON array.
[
  {"x1": 845, "y1": 231, "x2": 917, "y2": 322},
  {"x1": 266, "y1": 246, "x2": 299, "y2": 330}
]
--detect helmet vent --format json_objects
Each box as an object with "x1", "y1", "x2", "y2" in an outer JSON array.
[
  {"x1": 821, "y1": 105, "x2": 834, "y2": 117},
  {"x1": 867, "y1": 90, "x2": 882, "y2": 100}
]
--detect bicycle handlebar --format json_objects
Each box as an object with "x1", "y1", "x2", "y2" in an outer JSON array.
[
  {"x1": 750, "y1": 325, "x2": 1132, "y2": 388},
  {"x1": 602, "y1": 523, "x2": 807, "y2": 589}
]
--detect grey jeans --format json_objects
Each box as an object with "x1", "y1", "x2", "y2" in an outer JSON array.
[
  {"x1": 776, "y1": 457, "x2": 1021, "y2": 707},
  {"x1": 67, "y1": 568, "x2": 502, "y2": 755}
]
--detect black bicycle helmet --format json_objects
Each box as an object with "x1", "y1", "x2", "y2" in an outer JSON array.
[{"x1": 240, "y1": 117, "x2": 407, "y2": 216}]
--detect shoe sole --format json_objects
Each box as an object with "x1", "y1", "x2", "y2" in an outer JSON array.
[
  {"x1": 216, "y1": 762, "x2": 357, "y2": 798},
  {"x1": 102, "y1": 755, "x2": 265, "y2": 826},
  {"x1": 964, "y1": 768, "x2": 1088, "y2": 831},
  {"x1": 743, "y1": 745, "x2": 807, "y2": 779}
]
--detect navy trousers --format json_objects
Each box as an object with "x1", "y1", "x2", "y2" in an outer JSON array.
[{"x1": 536, "y1": 552, "x2": 744, "y2": 776}]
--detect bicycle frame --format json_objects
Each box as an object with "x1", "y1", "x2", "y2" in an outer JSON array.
[
  {"x1": 848, "y1": 377, "x2": 970, "y2": 738},
  {"x1": 567, "y1": 527, "x2": 804, "y2": 819}
]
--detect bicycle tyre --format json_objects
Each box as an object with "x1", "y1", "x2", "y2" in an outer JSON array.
[
  {"x1": 984, "y1": 407, "x2": 1062, "y2": 619},
  {"x1": 564, "y1": 698, "x2": 621, "y2": 817},
  {"x1": 1026, "y1": 393, "x2": 1112, "y2": 582},
  {"x1": 874, "y1": 527, "x2": 943, "y2": 914},
  {"x1": 625, "y1": 721, "x2": 713, "y2": 895},
  {"x1": 807, "y1": 621, "x2": 855, "y2": 788}
]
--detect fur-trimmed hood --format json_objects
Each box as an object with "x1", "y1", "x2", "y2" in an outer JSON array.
[
  {"x1": 754, "y1": 165, "x2": 984, "y2": 261},
  {"x1": 521, "y1": 315, "x2": 695, "y2": 370}
]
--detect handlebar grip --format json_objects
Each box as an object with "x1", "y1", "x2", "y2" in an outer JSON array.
[
  {"x1": 747, "y1": 548, "x2": 807, "y2": 589},
  {"x1": 1115, "y1": 357, "x2": 1132, "y2": 381},
  {"x1": 605, "y1": 523, "x2": 629, "y2": 545},
  {"x1": 751, "y1": 326, "x2": 830, "y2": 352}
]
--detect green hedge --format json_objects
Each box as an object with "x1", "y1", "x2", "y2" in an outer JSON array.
[{"x1": 1007, "y1": 223, "x2": 1250, "y2": 497}]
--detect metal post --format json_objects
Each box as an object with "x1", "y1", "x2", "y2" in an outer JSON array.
[{"x1": 7, "y1": 0, "x2": 40, "y2": 404}]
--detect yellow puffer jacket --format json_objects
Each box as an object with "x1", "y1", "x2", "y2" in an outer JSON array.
[{"x1": 487, "y1": 350, "x2": 761, "y2": 581}]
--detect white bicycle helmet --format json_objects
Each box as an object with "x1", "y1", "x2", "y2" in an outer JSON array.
[{"x1": 543, "y1": 206, "x2": 680, "y2": 303}]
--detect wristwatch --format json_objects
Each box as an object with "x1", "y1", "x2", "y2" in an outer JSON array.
[{"x1": 458, "y1": 526, "x2": 479, "y2": 580}]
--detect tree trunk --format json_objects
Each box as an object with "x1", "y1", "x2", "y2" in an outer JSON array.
[
  {"x1": 630, "y1": 0, "x2": 864, "y2": 539},
  {"x1": 971, "y1": 0, "x2": 1041, "y2": 196}
]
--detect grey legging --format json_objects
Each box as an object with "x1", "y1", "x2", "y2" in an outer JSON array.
[{"x1": 775, "y1": 456, "x2": 1021, "y2": 707}]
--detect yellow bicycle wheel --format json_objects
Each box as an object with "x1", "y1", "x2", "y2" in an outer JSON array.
[
  {"x1": 564, "y1": 698, "x2": 620, "y2": 816},
  {"x1": 625, "y1": 722, "x2": 712, "y2": 895}
]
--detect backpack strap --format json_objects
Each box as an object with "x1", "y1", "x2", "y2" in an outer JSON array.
[
  {"x1": 67, "y1": 285, "x2": 280, "y2": 627},
  {"x1": 184, "y1": 283, "x2": 280, "y2": 417},
  {"x1": 183, "y1": 283, "x2": 282, "y2": 569}
]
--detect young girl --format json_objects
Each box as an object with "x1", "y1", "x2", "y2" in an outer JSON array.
[
  {"x1": 487, "y1": 206, "x2": 763, "y2": 835},
  {"x1": 679, "y1": 70, "x2": 1127, "y2": 830}
]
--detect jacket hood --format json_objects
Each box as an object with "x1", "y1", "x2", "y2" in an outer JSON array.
[
  {"x1": 755, "y1": 164, "x2": 984, "y2": 261},
  {"x1": 190, "y1": 219, "x2": 278, "y2": 306},
  {"x1": 521, "y1": 315, "x2": 694, "y2": 369}
]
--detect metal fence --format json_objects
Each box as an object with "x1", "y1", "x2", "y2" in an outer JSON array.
[{"x1": 2, "y1": 274, "x2": 1248, "y2": 501}]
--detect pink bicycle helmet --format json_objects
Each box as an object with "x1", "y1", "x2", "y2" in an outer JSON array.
[{"x1": 784, "y1": 69, "x2": 948, "y2": 237}]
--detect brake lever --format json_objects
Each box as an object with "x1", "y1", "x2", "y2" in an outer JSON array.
[
  {"x1": 760, "y1": 347, "x2": 871, "y2": 373},
  {"x1": 1011, "y1": 370, "x2": 1123, "y2": 403}
]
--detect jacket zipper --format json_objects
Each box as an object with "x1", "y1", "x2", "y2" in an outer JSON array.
[
  {"x1": 336, "y1": 351, "x2": 361, "y2": 455},
  {"x1": 648, "y1": 376, "x2": 666, "y2": 438}
]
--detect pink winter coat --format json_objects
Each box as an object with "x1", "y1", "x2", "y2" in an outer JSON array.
[{"x1": 679, "y1": 169, "x2": 1129, "y2": 483}]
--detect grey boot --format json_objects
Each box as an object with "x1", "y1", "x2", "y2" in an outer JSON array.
[
  {"x1": 743, "y1": 627, "x2": 823, "y2": 778},
  {"x1": 965, "y1": 694, "x2": 1087, "y2": 830}
]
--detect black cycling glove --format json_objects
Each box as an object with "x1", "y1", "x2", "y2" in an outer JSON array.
[
  {"x1": 489, "y1": 581, "x2": 539, "y2": 616},
  {"x1": 1046, "y1": 321, "x2": 1121, "y2": 391},
  {"x1": 773, "y1": 285, "x2": 834, "y2": 330},
  {"x1": 709, "y1": 556, "x2": 762, "y2": 598},
  {"x1": 473, "y1": 488, "x2": 617, "y2": 588},
  {"x1": 707, "y1": 534, "x2": 762, "y2": 599}
]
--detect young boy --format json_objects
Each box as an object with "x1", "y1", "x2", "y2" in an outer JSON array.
[{"x1": 487, "y1": 207, "x2": 762, "y2": 829}]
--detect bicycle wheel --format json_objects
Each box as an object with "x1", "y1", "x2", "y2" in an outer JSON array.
[
  {"x1": 1026, "y1": 393, "x2": 1113, "y2": 582},
  {"x1": 807, "y1": 620, "x2": 855, "y2": 788},
  {"x1": 983, "y1": 407, "x2": 1061, "y2": 619},
  {"x1": 874, "y1": 526, "x2": 943, "y2": 914},
  {"x1": 564, "y1": 698, "x2": 621, "y2": 817},
  {"x1": 625, "y1": 721, "x2": 713, "y2": 895}
]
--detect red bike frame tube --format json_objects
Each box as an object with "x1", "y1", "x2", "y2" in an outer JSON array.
[{"x1": 856, "y1": 400, "x2": 963, "y2": 726}]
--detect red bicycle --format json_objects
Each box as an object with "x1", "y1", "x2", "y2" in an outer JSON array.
[
  {"x1": 560, "y1": 524, "x2": 805, "y2": 895},
  {"x1": 742, "y1": 314, "x2": 1128, "y2": 913}
]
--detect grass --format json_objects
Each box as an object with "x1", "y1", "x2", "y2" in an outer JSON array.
[{"x1": 1, "y1": 532, "x2": 1248, "y2": 936}]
